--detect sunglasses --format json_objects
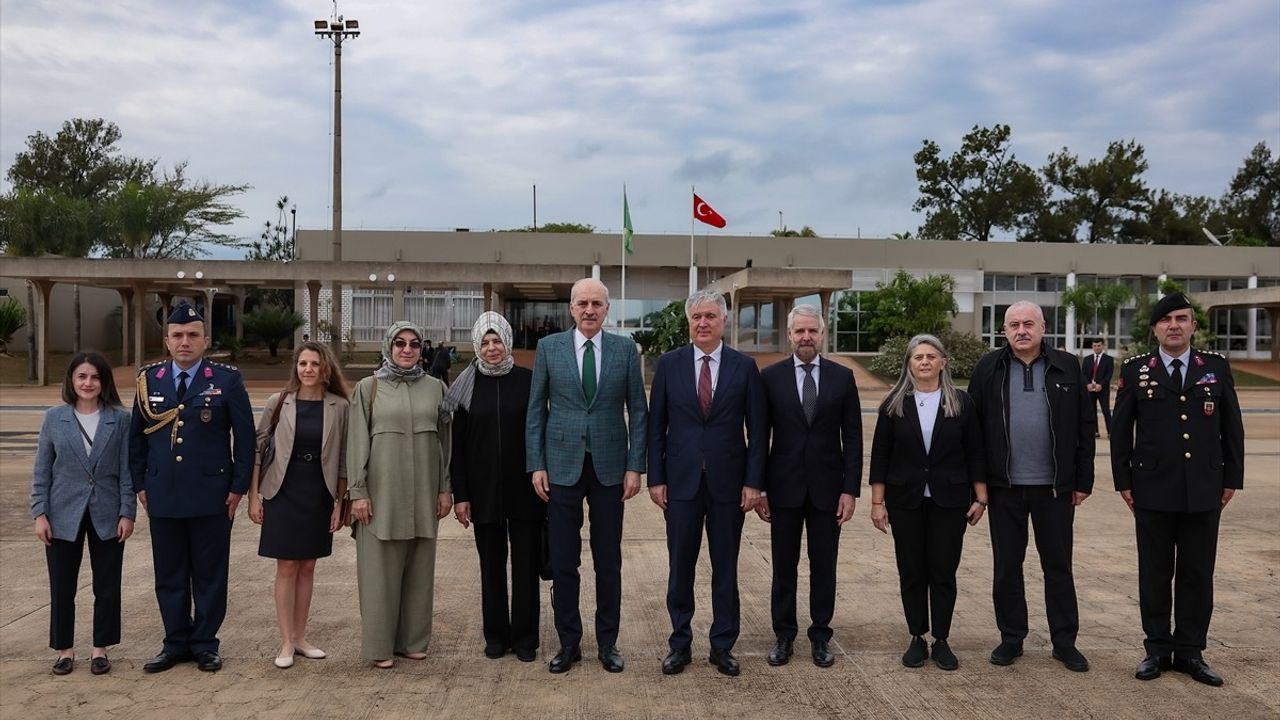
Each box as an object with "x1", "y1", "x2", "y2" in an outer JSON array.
[{"x1": 392, "y1": 339, "x2": 422, "y2": 350}]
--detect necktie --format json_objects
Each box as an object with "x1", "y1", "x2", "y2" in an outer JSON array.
[
  {"x1": 1091, "y1": 355, "x2": 1100, "y2": 382},
  {"x1": 176, "y1": 371, "x2": 189, "y2": 400},
  {"x1": 801, "y1": 363, "x2": 817, "y2": 424},
  {"x1": 698, "y1": 355, "x2": 713, "y2": 418},
  {"x1": 582, "y1": 339, "x2": 597, "y2": 404},
  {"x1": 1170, "y1": 358, "x2": 1183, "y2": 391}
]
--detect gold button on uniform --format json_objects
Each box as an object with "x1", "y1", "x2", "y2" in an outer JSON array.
[
  {"x1": 178, "y1": 404, "x2": 185, "y2": 410},
  {"x1": 1184, "y1": 452, "x2": 1191, "y2": 459},
  {"x1": 1180, "y1": 414, "x2": 1188, "y2": 421},
  {"x1": 176, "y1": 437, "x2": 184, "y2": 444},
  {"x1": 177, "y1": 421, "x2": 185, "y2": 427},
  {"x1": 176, "y1": 455, "x2": 184, "y2": 462},
  {"x1": 1179, "y1": 395, "x2": 1186, "y2": 402},
  {"x1": 1183, "y1": 433, "x2": 1190, "y2": 440}
]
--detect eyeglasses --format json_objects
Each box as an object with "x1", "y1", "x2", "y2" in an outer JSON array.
[{"x1": 392, "y1": 339, "x2": 422, "y2": 350}]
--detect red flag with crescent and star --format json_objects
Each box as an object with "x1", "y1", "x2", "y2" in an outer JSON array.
[{"x1": 693, "y1": 193, "x2": 727, "y2": 228}]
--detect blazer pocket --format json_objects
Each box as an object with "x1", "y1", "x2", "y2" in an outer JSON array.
[{"x1": 1133, "y1": 454, "x2": 1160, "y2": 472}]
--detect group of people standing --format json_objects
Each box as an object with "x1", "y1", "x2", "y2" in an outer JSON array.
[{"x1": 31, "y1": 284, "x2": 1242, "y2": 689}]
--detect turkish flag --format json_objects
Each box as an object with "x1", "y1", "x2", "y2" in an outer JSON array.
[{"x1": 693, "y1": 193, "x2": 727, "y2": 228}]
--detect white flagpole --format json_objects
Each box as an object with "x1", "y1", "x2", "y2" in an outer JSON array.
[
  {"x1": 689, "y1": 185, "x2": 697, "y2": 295},
  {"x1": 621, "y1": 183, "x2": 627, "y2": 331}
]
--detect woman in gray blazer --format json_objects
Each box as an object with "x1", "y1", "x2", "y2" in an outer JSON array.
[
  {"x1": 248, "y1": 341, "x2": 350, "y2": 669},
  {"x1": 31, "y1": 352, "x2": 136, "y2": 676}
]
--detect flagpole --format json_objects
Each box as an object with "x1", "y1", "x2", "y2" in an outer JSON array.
[
  {"x1": 689, "y1": 185, "x2": 697, "y2": 295},
  {"x1": 621, "y1": 184, "x2": 627, "y2": 331}
]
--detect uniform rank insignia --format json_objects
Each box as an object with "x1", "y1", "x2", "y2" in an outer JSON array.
[
  {"x1": 1203, "y1": 401, "x2": 1215, "y2": 416},
  {"x1": 1195, "y1": 374, "x2": 1217, "y2": 385}
]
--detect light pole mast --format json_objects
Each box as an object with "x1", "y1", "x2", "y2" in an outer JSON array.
[{"x1": 314, "y1": 11, "x2": 360, "y2": 353}]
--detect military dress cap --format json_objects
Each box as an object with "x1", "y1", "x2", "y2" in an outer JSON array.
[
  {"x1": 167, "y1": 301, "x2": 203, "y2": 324},
  {"x1": 1150, "y1": 293, "x2": 1192, "y2": 326}
]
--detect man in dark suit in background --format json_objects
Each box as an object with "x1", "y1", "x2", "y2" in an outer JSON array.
[
  {"x1": 648, "y1": 289, "x2": 768, "y2": 677},
  {"x1": 130, "y1": 302, "x2": 255, "y2": 673},
  {"x1": 1112, "y1": 293, "x2": 1244, "y2": 686},
  {"x1": 756, "y1": 304, "x2": 861, "y2": 668},
  {"x1": 1082, "y1": 338, "x2": 1115, "y2": 438}
]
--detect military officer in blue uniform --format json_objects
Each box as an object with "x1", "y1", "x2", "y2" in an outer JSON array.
[
  {"x1": 130, "y1": 302, "x2": 255, "y2": 673},
  {"x1": 1111, "y1": 293, "x2": 1245, "y2": 687}
]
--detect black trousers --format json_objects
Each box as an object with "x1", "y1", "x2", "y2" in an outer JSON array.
[
  {"x1": 1135, "y1": 507, "x2": 1221, "y2": 659},
  {"x1": 770, "y1": 495, "x2": 841, "y2": 644},
  {"x1": 149, "y1": 513, "x2": 233, "y2": 655},
  {"x1": 547, "y1": 455, "x2": 623, "y2": 650},
  {"x1": 1089, "y1": 389, "x2": 1112, "y2": 434},
  {"x1": 889, "y1": 498, "x2": 968, "y2": 640},
  {"x1": 46, "y1": 512, "x2": 125, "y2": 650},
  {"x1": 473, "y1": 518, "x2": 542, "y2": 653},
  {"x1": 988, "y1": 485, "x2": 1079, "y2": 648},
  {"x1": 665, "y1": 474, "x2": 745, "y2": 652}
]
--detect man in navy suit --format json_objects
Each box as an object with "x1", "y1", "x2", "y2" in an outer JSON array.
[
  {"x1": 756, "y1": 304, "x2": 861, "y2": 668},
  {"x1": 527, "y1": 278, "x2": 648, "y2": 674},
  {"x1": 648, "y1": 289, "x2": 767, "y2": 677},
  {"x1": 1081, "y1": 338, "x2": 1114, "y2": 438},
  {"x1": 130, "y1": 302, "x2": 255, "y2": 673}
]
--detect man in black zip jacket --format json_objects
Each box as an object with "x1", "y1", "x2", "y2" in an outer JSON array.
[{"x1": 967, "y1": 301, "x2": 1096, "y2": 673}]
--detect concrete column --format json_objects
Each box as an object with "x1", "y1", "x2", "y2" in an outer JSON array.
[
  {"x1": 591, "y1": 263, "x2": 601, "y2": 281},
  {"x1": 730, "y1": 290, "x2": 740, "y2": 348},
  {"x1": 482, "y1": 283, "x2": 494, "y2": 312},
  {"x1": 819, "y1": 292, "x2": 832, "y2": 354},
  {"x1": 118, "y1": 288, "x2": 133, "y2": 366},
  {"x1": 1065, "y1": 271, "x2": 1077, "y2": 353},
  {"x1": 201, "y1": 287, "x2": 217, "y2": 339},
  {"x1": 331, "y1": 281, "x2": 344, "y2": 353},
  {"x1": 1247, "y1": 275, "x2": 1259, "y2": 359},
  {"x1": 233, "y1": 289, "x2": 246, "y2": 341},
  {"x1": 132, "y1": 284, "x2": 147, "y2": 369},
  {"x1": 392, "y1": 282, "x2": 406, "y2": 321},
  {"x1": 1270, "y1": 309, "x2": 1280, "y2": 363},
  {"x1": 307, "y1": 281, "x2": 321, "y2": 340},
  {"x1": 1157, "y1": 273, "x2": 1168, "y2": 296},
  {"x1": 33, "y1": 279, "x2": 53, "y2": 386}
]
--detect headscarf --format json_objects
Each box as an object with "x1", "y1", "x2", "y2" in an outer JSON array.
[
  {"x1": 375, "y1": 320, "x2": 427, "y2": 383},
  {"x1": 441, "y1": 311, "x2": 515, "y2": 423}
]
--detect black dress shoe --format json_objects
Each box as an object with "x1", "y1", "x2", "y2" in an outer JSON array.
[
  {"x1": 932, "y1": 640, "x2": 958, "y2": 671},
  {"x1": 196, "y1": 651, "x2": 223, "y2": 672},
  {"x1": 1052, "y1": 645, "x2": 1090, "y2": 672},
  {"x1": 1135, "y1": 654, "x2": 1171, "y2": 681},
  {"x1": 548, "y1": 645, "x2": 581, "y2": 674},
  {"x1": 51, "y1": 657, "x2": 74, "y2": 676},
  {"x1": 989, "y1": 641, "x2": 1023, "y2": 666},
  {"x1": 1173, "y1": 656, "x2": 1224, "y2": 687},
  {"x1": 515, "y1": 648, "x2": 537, "y2": 663},
  {"x1": 766, "y1": 638, "x2": 793, "y2": 667},
  {"x1": 599, "y1": 646, "x2": 625, "y2": 673},
  {"x1": 902, "y1": 636, "x2": 928, "y2": 668},
  {"x1": 662, "y1": 647, "x2": 692, "y2": 675},
  {"x1": 708, "y1": 648, "x2": 740, "y2": 677},
  {"x1": 811, "y1": 640, "x2": 835, "y2": 668},
  {"x1": 143, "y1": 650, "x2": 190, "y2": 674},
  {"x1": 484, "y1": 644, "x2": 507, "y2": 659}
]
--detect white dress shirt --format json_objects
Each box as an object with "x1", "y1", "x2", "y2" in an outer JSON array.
[
  {"x1": 793, "y1": 354, "x2": 821, "y2": 401},
  {"x1": 693, "y1": 342, "x2": 723, "y2": 396},
  {"x1": 574, "y1": 328, "x2": 603, "y2": 386},
  {"x1": 915, "y1": 388, "x2": 942, "y2": 497}
]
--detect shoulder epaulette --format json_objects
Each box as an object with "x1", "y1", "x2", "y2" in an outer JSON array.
[
  {"x1": 1122, "y1": 353, "x2": 1152, "y2": 366},
  {"x1": 137, "y1": 360, "x2": 164, "y2": 376},
  {"x1": 210, "y1": 361, "x2": 241, "y2": 372},
  {"x1": 1196, "y1": 349, "x2": 1226, "y2": 359}
]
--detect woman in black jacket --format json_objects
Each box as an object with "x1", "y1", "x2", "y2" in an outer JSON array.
[
  {"x1": 869, "y1": 334, "x2": 987, "y2": 671},
  {"x1": 443, "y1": 312, "x2": 544, "y2": 661}
]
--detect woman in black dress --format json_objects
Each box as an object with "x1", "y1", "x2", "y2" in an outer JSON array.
[
  {"x1": 443, "y1": 311, "x2": 544, "y2": 661},
  {"x1": 249, "y1": 341, "x2": 350, "y2": 668}
]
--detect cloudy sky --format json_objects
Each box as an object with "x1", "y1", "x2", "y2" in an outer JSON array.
[{"x1": 2, "y1": 0, "x2": 1277, "y2": 255}]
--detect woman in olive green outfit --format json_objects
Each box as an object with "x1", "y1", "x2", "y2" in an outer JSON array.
[{"x1": 348, "y1": 321, "x2": 453, "y2": 667}]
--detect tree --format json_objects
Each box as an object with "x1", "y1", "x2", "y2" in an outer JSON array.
[
  {"x1": 1040, "y1": 140, "x2": 1151, "y2": 244},
  {"x1": 243, "y1": 304, "x2": 304, "y2": 359},
  {"x1": 245, "y1": 195, "x2": 295, "y2": 307},
  {"x1": 859, "y1": 270, "x2": 957, "y2": 348},
  {"x1": 913, "y1": 124, "x2": 1044, "y2": 241},
  {"x1": 504, "y1": 222, "x2": 595, "y2": 233},
  {"x1": 103, "y1": 162, "x2": 248, "y2": 259},
  {"x1": 1140, "y1": 191, "x2": 1218, "y2": 245},
  {"x1": 631, "y1": 300, "x2": 689, "y2": 357},
  {"x1": 0, "y1": 296, "x2": 27, "y2": 356},
  {"x1": 771, "y1": 225, "x2": 818, "y2": 237},
  {"x1": 1060, "y1": 283, "x2": 1133, "y2": 343},
  {"x1": 1217, "y1": 142, "x2": 1279, "y2": 245}
]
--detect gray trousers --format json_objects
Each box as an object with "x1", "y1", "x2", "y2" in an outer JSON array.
[{"x1": 354, "y1": 524, "x2": 438, "y2": 661}]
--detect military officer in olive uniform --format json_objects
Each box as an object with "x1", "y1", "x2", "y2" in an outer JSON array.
[
  {"x1": 1111, "y1": 293, "x2": 1244, "y2": 687},
  {"x1": 130, "y1": 302, "x2": 255, "y2": 673}
]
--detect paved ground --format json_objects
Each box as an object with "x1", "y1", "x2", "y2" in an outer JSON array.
[{"x1": 0, "y1": 383, "x2": 1277, "y2": 720}]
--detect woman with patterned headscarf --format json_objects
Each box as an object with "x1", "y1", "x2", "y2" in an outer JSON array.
[
  {"x1": 347, "y1": 321, "x2": 452, "y2": 668},
  {"x1": 442, "y1": 311, "x2": 544, "y2": 662}
]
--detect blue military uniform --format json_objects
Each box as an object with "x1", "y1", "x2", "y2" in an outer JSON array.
[{"x1": 129, "y1": 303, "x2": 255, "y2": 666}]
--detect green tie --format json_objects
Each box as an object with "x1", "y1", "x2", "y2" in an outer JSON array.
[{"x1": 582, "y1": 339, "x2": 597, "y2": 404}]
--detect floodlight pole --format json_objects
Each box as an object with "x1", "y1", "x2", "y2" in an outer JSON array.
[{"x1": 315, "y1": 13, "x2": 359, "y2": 353}]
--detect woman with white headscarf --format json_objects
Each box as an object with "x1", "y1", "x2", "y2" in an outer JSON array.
[
  {"x1": 443, "y1": 311, "x2": 543, "y2": 662},
  {"x1": 347, "y1": 320, "x2": 452, "y2": 668}
]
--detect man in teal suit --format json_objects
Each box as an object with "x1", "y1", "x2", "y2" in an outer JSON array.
[{"x1": 527, "y1": 278, "x2": 648, "y2": 674}]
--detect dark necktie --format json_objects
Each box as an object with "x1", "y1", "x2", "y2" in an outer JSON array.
[
  {"x1": 582, "y1": 340, "x2": 597, "y2": 404},
  {"x1": 1091, "y1": 355, "x2": 1100, "y2": 382},
  {"x1": 1170, "y1": 358, "x2": 1183, "y2": 391},
  {"x1": 801, "y1": 363, "x2": 817, "y2": 424},
  {"x1": 176, "y1": 371, "x2": 189, "y2": 400},
  {"x1": 698, "y1": 355, "x2": 713, "y2": 418}
]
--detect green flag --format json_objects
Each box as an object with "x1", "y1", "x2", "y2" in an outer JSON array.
[{"x1": 623, "y1": 191, "x2": 634, "y2": 255}]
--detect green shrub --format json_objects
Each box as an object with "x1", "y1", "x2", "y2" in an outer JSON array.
[
  {"x1": 870, "y1": 329, "x2": 991, "y2": 380},
  {"x1": 0, "y1": 297, "x2": 27, "y2": 355},
  {"x1": 243, "y1": 304, "x2": 304, "y2": 358},
  {"x1": 632, "y1": 300, "x2": 689, "y2": 357}
]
